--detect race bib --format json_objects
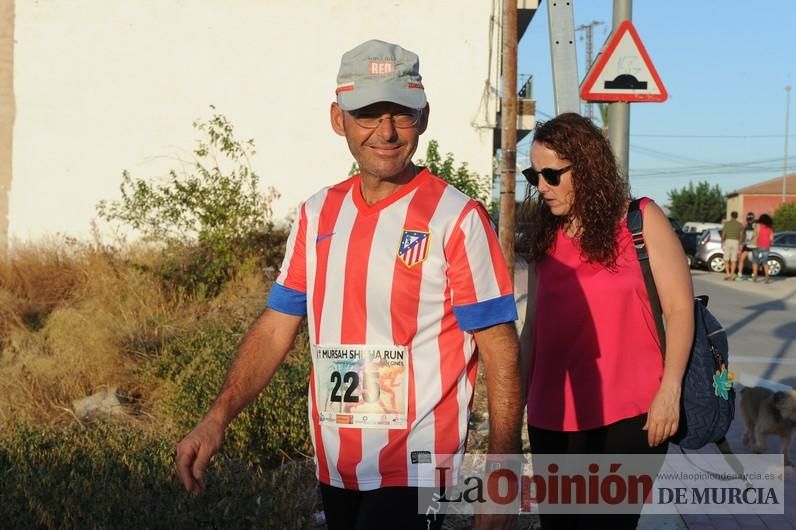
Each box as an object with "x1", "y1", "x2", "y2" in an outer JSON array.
[{"x1": 312, "y1": 344, "x2": 409, "y2": 429}]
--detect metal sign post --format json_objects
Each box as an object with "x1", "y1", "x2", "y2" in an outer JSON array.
[{"x1": 608, "y1": 0, "x2": 632, "y2": 182}]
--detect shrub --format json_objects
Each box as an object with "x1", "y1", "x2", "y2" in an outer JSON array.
[
  {"x1": 152, "y1": 323, "x2": 313, "y2": 467},
  {"x1": 97, "y1": 108, "x2": 281, "y2": 298},
  {"x1": 416, "y1": 140, "x2": 491, "y2": 203},
  {"x1": 348, "y1": 139, "x2": 491, "y2": 202},
  {"x1": 0, "y1": 421, "x2": 317, "y2": 529},
  {"x1": 773, "y1": 201, "x2": 796, "y2": 231}
]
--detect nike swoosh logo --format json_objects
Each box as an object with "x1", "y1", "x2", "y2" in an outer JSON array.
[{"x1": 315, "y1": 232, "x2": 335, "y2": 244}]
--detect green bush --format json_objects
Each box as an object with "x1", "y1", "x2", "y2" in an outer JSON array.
[
  {"x1": 773, "y1": 201, "x2": 796, "y2": 231},
  {"x1": 97, "y1": 108, "x2": 283, "y2": 298},
  {"x1": 152, "y1": 323, "x2": 313, "y2": 467},
  {"x1": 0, "y1": 421, "x2": 316, "y2": 529},
  {"x1": 416, "y1": 140, "x2": 491, "y2": 203},
  {"x1": 348, "y1": 139, "x2": 491, "y2": 202}
]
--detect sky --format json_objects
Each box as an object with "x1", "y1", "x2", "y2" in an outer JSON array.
[{"x1": 515, "y1": 0, "x2": 796, "y2": 205}]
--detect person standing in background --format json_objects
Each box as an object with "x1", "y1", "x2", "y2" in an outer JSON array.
[
  {"x1": 737, "y1": 211, "x2": 756, "y2": 280},
  {"x1": 721, "y1": 211, "x2": 744, "y2": 281},
  {"x1": 751, "y1": 214, "x2": 774, "y2": 283}
]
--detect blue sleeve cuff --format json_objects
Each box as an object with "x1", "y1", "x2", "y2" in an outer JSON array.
[
  {"x1": 452, "y1": 294, "x2": 518, "y2": 331},
  {"x1": 266, "y1": 283, "x2": 307, "y2": 317}
]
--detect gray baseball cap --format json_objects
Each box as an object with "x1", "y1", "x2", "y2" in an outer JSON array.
[{"x1": 336, "y1": 39, "x2": 427, "y2": 111}]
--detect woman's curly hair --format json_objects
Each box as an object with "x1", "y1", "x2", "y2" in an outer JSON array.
[{"x1": 520, "y1": 112, "x2": 630, "y2": 267}]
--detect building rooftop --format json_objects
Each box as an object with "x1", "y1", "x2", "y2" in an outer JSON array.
[{"x1": 726, "y1": 173, "x2": 796, "y2": 197}]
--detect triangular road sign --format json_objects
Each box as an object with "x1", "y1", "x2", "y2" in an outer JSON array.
[{"x1": 580, "y1": 20, "x2": 667, "y2": 102}]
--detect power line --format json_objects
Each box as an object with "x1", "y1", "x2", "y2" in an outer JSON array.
[
  {"x1": 631, "y1": 145, "x2": 796, "y2": 168},
  {"x1": 632, "y1": 133, "x2": 795, "y2": 139},
  {"x1": 630, "y1": 144, "x2": 718, "y2": 166},
  {"x1": 530, "y1": 107, "x2": 795, "y2": 183},
  {"x1": 535, "y1": 106, "x2": 795, "y2": 137},
  {"x1": 632, "y1": 158, "x2": 796, "y2": 180}
]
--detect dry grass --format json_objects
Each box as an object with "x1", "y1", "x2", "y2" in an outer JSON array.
[
  {"x1": 0, "y1": 236, "x2": 540, "y2": 528},
  {"x1": 0, "y1": 237, "x2": 270, "y2": 426},
  {"x1": 0, "y1": 239, "x2": 84, "y2": 336},
  {"x1": 0, "y1": 236, "x2": 324, "y2": 528}
]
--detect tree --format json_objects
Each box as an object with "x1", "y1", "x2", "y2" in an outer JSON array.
[
  {"x1": 415, "y1": 140, "x2": 491, "y2": 203},
  {"x1": 347, "y1": 139, "x2": 491, "y2": 203},
  {"x1": 773, "y1": 201, "x2": 796, "y2": 231},
  {"x1": 666, "y1": 181, "x2": 726, "y2": 225},
  {"x1": 97, "y1": 107, "x2": 280, "y2": 297}
]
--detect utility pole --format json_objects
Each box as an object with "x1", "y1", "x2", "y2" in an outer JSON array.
[
  {"x1": 575, "y1": 21, "x2": 605, "y2": 121},
  {"x1": 784, "y1": 84, "x2": 791, "y2": 204},
  {"x1": 607, "y1": 0, "x2": 632, "y2": 182},
  {"x1": 499, "y1": 0, "x2": 518, "y2": 282}
]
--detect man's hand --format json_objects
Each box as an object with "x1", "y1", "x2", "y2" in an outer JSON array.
[
  {"x1": 173, "y1": 309, "x2": 303, "y2": 495},
  {"x1": 175, "y1": 418, "x2": 225, "y2": 495}
]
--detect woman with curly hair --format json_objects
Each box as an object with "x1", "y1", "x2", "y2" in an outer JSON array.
[{"x1": 519, "y1": 113, "x2": 694, "y2": 529}]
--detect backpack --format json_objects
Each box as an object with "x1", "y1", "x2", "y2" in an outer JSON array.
[{"x1": 627, "y1": 199, "x2": 735, "y2": 450}]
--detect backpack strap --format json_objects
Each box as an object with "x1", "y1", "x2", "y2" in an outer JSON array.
[
  {"x1": 677, "y1": 438, "x2": 752, "y2": 488},
  {"x1": 627, "y1": 198, "x2": 667, "y2": 355}
]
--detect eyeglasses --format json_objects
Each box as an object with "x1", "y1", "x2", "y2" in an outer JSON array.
[
  {"x1": 521, "y1": 165, "x2": 572, "y2": 187},
  {"x1": 347, "y1": 109, "x2": 422, "y2": 129}
]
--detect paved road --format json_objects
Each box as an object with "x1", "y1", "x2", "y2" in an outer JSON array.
[
  {"x1": 687, "y1": 272, "x2": 796, "y2": 529},
  {"x1": 691, "y1": 270, "x2": 796, "y2": 391}
]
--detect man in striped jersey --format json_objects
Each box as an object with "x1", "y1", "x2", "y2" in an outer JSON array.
[{"x1": 176, "y1": 39, "x2": 523, "y2": 530}]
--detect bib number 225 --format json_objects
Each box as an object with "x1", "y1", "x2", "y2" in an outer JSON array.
[{"x1": 330, "y1": 371, "x2": 379, "y2": 404}]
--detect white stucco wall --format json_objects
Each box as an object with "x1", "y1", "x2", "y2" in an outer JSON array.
[{"x1": 9, "y1": 1, "x2": 501, "y2": 241}]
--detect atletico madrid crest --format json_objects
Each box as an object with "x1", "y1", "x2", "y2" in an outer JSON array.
[{"x1": 397, "y1": 229, "x2": 431, "y2": 268}]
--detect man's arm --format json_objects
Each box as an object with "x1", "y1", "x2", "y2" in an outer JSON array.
[
  {"x1": 472, "y1": 322, "x2": 522, "y2": 530},
  {"x1": 175, "y1": 308, "x2": 303, "y2": 494},
  {"x1": 473, "y1": 322, "x2": 523, "y2": 455}
]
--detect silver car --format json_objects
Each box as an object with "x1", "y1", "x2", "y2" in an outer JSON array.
[{"x1": 693, "y1": 229, "x2": 796, "y2": 276}]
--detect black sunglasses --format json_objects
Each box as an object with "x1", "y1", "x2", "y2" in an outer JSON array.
[{"x1": 521, "y1": 165, "x2": 572, "y2": 187}]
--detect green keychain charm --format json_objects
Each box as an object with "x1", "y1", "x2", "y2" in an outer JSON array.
[{"x1": 712, "y1": 364, "x2": 734, "y2": 400}]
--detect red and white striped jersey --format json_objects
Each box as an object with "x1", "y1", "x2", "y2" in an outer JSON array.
[{"x1": 268, "y1": 168, "x2": 516, "y2": 490}]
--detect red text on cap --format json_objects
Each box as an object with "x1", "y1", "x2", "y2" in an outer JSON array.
[{"x1": 368, "y1": 61, "x2": 395, "y2": 76}]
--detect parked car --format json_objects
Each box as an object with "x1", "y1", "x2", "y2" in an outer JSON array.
[
  {"x1": 682, "y1": 221, "x2": 722, "y2": 233},
  {"x1": 766, "y1": 231, "x2": 796, "y2": 276},
  {"x1": 693, "y1": 228, "x2": 724, "y2": 272},
  {"x1": 666, "y1": 217, "x2": 700, "y2": 267},
  {"x1": 679, "y1": 231, "x2": 701, "y2": 267},
  {"x1": 693, "y1": 229, "x2": 796, "y2": 276}
]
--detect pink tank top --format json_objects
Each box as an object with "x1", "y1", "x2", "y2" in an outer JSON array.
[
  {"x1": 757, "y1": 224, "x2": 773, "y2": 249},
  {"x1": 526, "y1": 199, "x2": 664, "y2": 431}
]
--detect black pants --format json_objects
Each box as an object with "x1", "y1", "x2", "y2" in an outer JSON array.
[
  {"x1": 319, "y1": 483, "x2": 445, "y2": 530},
  {"x1": 528, "y1": 413, "x2": 668, "y2": 530}
]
